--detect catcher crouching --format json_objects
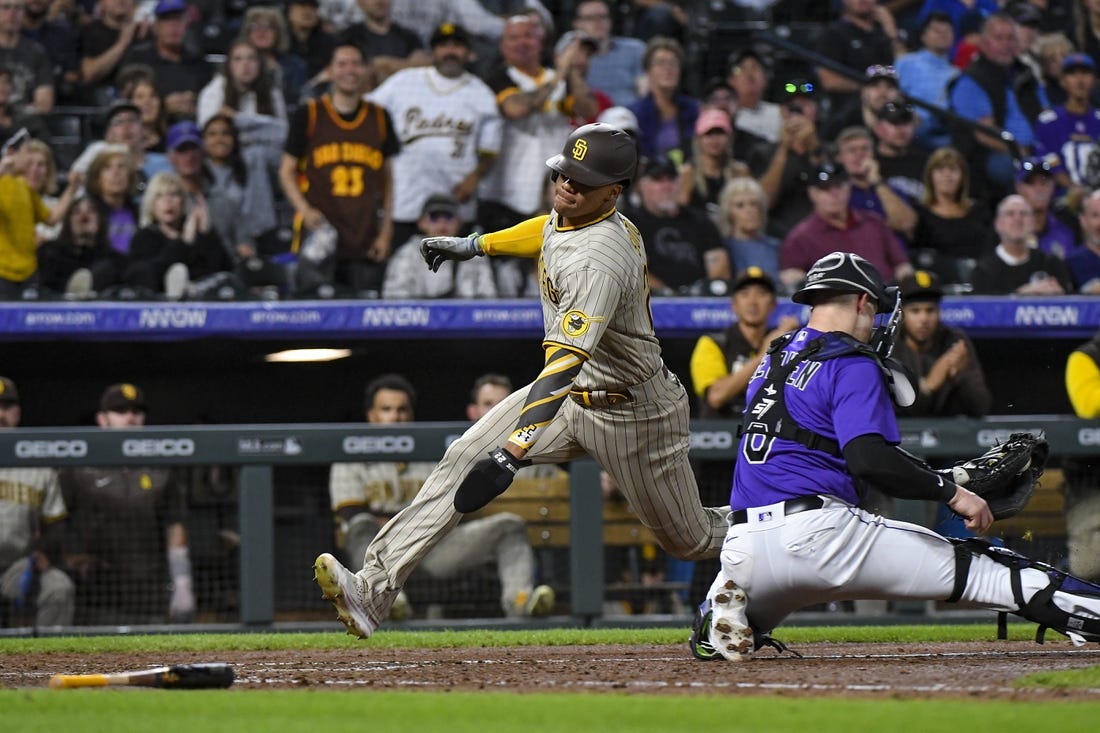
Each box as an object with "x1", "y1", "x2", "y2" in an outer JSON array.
[{"x1": 691, "y1": 252, "x2": 1100, "y2": 661}]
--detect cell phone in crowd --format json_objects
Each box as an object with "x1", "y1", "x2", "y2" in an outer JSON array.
[{"x1": 2, "y1": 127, "x2": 30, "y2": 156}]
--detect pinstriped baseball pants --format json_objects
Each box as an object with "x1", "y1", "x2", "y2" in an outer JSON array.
[{"x1": 359, "y1": 366, "x2": 730, "y2": 601}]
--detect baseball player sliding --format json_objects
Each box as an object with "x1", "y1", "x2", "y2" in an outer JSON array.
[
  {"x1": 314, "y1": 123, "x2": 730, "y2": 638},
  {"x1": 692, "y1": 252, "x2": 1100, "y2": 661}
]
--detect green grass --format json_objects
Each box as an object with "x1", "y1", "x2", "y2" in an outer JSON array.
[
  {"x1": 3, "y1": 690, "x2": 1097, "y2": 733},
  {"x1": 0, "y1": 623, "x2": 1055, "y2": 654}
]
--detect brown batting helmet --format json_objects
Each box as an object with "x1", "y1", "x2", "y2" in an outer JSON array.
[{"x1": 545, "y1": 123, "x2": 638, "y2": 188}]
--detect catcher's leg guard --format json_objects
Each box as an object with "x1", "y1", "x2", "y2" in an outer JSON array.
[{"x1": 947, "y1": 538, "x2": 1100, "y2": 644}]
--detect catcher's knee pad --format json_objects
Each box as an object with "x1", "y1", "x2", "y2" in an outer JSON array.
[{"x1": 947, "y1": 537, "x2": 1100, "y2": 644}]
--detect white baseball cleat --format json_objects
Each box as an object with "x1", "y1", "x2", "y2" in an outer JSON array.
[
  {"x1": 313, "y1": 553, "x2": 379, "y2": 639},
  {"x1": 709, "y1": 579, "x2": 754, "y2": 661}
]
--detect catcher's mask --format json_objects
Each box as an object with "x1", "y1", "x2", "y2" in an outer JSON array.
[
  {"x1": 792, "y1": 252, "x2": 896, "y2": 314},
  {"x1": 546, "y1": 122, "x2": 638, "y2": 189}
]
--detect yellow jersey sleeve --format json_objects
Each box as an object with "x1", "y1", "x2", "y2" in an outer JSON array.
[
  {"x1": 1067, "y1": 351, "x2": 1100, "y2": 418},
  {"x1": 480, "y1": 215, "x2": 549, "y2": 258},
  {"x1": 690, "y1": 335, "x2": 728, "y2": 399}
]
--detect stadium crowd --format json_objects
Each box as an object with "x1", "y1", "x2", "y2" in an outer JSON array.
[{"x1": 0, "y1": 0, "x2": 1094, "y2": 300}]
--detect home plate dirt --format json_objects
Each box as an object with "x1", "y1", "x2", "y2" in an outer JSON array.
[{"x1": 5, "y1": 642, "x2": 1100, "y2": 699}]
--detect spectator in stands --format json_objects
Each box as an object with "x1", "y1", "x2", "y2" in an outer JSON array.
[
  {"x1": 690, "y1": 267, "x2": 799, "y2": 421},
  {"x1": 0, "y1": 66, "x2": 46, "y2": 143},
  {"x1": 120, "y1": 0, "x2": 210, "y2": 119},
  {"x1": 197, "y1": 39, "x2": 288, "y2": 240},
  {"x1": 200, "y1": 114, "x2": 251, "y2": 264},
  {"x1": 1067, "y1": 190, "x2": 1100, "y2": 294},
  {"x1": 572, "y1": 0, "x2": 644, "y2": 107},
  {"x1": 378, "y1": 0, "x2": 552, "y2": 50},
  {"x1": 628, "y1": 36, "x2": 698, "y2": 163},
  {"x1": 822, "y1": 63, "x2": 904, "y2": 142},
  {"x1": 0, "y1": 133, "x2": 79, "y2": 298},
  {"x1": 117, "y1": 65, "x2": 167, "y2": 154},
  {"x1": 285, "y1": 0, "x2": 335, "y2": 91},
  {"x1": 677, "y1": 108, "x2": 754, "y2": 223},
  {"x1": 915, "y1": 0, "x2": 999, "y2": 47},
  {"x1": 780, "y1": 159, "x2": 913, "y2": 291},
  {"x1": 61, "y1": 383, "x2": 195, "y2": 625},
  {"x1": 895, "y1": 10, "x2": 958, "y2": 151},
  {"x1": 911, "y1": 146, "x2": 995, "y2": 284},
  {"x1": 367, "y1": 24, "x2": 500, "y2": 248},
  {"x1": 467, "y1": 372, "x2": 512, "y2": 421},
  {"x1": 872, "y1": 101, "x2": 930, "y2": 206},
  {"x1": 969, "y1": 193, "x2": 1073, "y2": 294},
  {"x1": 816, "y1": 0, "x2": 904, "y2": 134},
  {"x1": 1014, "y1": 156, "x2": 1077, "y2": 258},
  {"x1": 948, "y1": 12, "x2": 1049, "y2": 194},
  {"x1": 755, "y1": 86, "x2": 825, "y2": 240},
  {"x1": 126, "y1": 170, "x2": 236, "y2": 299},
  {"x1": 0, "y1": 376, "x2": 74, "y2": 628},
  {"x1": 834, "y1": 125, "x2": 918, "y2": 238},
  {"x1": 37, "y1": 194, "x2": 121, "y2": 297},
  {"x1": 0, "y1": 0, "x2": 53, "y2": 113},
  {"x1": 1033, "y1": 53, "x2": 1100, "y2": 196},
  {"x1": 554, "y1": 32, "x2": 611, "y2": 127},
  {"x1": 21, "y1": 0, "x2": 78, "y2": 104},
  {"x1": 1034, "y1": 32, "x2": 1075, "y2": 108},
  {"x1": 1074, "y1": 0, "x2": 1100, "y2": 70},
  {"x1": 22, "y1": 137, "x2": 60, "y2": 243},
  {"x1": 281, "y1": 42, "x2": 399, "y2": 298},
  {"x1": 479, "y1": 14, "x2": 597, "y2": 237},
  {"x1": 700, "y1": 76, "x2": 736, "y2": 120},
  {"x1": 85, "y1": 145, "x2": 139, "y2": 259},
  {"x1": 622, "y1": 156, "x2": 728, "y2": 295},
  {"x1": 77, "y1": 0, "x2": 148, "y2": 105},
  {"x1": 725, "y1": 48, "x2": 780, "y2": 144},
  {"x1": 338, "y1": 0, "x2": 427, "y2": 87},
  {"x1": 1063, "y1": 326, "x2": 1100, "y2": 583},
  {"x1": 716, "y1": 176, "x2": 781, "y2": 282},
  {"x1": 893, "y1": 269, "x2": 992, "y2": 418},
  {"x1": 72, "y1": 100, "x2": 171, "y2": 187},
  {"x1": 240, "y1": 5, "x2": 307, "y2": 111},
  {"x1": 328, "y1": 374, "x2": 555, "y2": 620},
  {"x1": 382, "y1": 193, "x2": 495, "y2": 299}
]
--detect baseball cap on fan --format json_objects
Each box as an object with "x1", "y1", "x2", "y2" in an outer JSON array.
[
  {"x1": 154, "y1": 0, "x2": 187, "y2": 18},
  {"x1": 420, "y1": 193, "x2": 460, "y2": 219},
  {"x1": 898, "y1": 269, "x2": 943, "y2": 303},
  {"x1": 0, "y1": 376, "x2": 19, "y2": 405},
  {"x1": 100, "y1": 383, "x2": 147, "y2": 413},
  {"x1": 166, "y1": 120, "x2": 202, "y2": 151}
]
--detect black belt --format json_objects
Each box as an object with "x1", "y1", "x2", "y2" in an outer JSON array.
[{"x1": 729, "y1": 496, "x2": 824, "y2": 526}]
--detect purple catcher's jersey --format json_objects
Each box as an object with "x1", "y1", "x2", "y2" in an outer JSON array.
[{"x1": 730, "y1": 328, "x2": 900, "y2": 510}]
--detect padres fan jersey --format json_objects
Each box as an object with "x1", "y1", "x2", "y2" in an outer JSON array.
[
  {"x1": 539, "y1": 209, "x2": 662, "y2": 390},
  {"x1": 731, "y1": 328, "x2": 899, "y2": 510},
  {"x1": 369, "y1": 66, "x2": 502, "y2": 222},
  {"x1": 0, "y1": 467, "x2": 65, "y2": 569},
  {"x1": 287, "y1": 96, "x2": 399, "y2": 258},
  {"x1": 329, "y1": 461, "x2": 437, "y2": 518}
]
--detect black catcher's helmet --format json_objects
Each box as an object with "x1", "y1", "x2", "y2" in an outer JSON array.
[
  {"x1": 791, "y1": 251, "x2": 897, "y2": 314},
  {"x1": 546, "y1": 122, "x2": 638, "y2": 188}
]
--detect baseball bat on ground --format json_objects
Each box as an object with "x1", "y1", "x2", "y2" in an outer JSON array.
[{"x1": 48, "y1": 662, "x2": 235, "y2": 689}]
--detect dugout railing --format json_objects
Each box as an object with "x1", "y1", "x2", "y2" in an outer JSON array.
[{"x1": 0, "y1": 415, "x2": 1093, "y2": 632}]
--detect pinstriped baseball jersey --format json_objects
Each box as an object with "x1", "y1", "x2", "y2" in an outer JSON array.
[
  {"x1": 329, "y1": 461, "x2": 437, "y2": 517},
  {"x1": 0, "y1": 467, "x2": 65, "y2": 569},
  {"x1": 540, "y1": 210, "x2": 662, "y2": 390}
]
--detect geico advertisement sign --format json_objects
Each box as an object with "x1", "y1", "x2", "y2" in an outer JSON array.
[
  {"x1": 122, "y1": 438, "x2": 196, "y2": 457},
  {"x1": 689, "y1": 431, "x2": 735, "y2": 450},
  {"x1": 343, "y1": 435, "x2": 415, "y2": 455},
  {"x1": 15, "y1": 440, "x2": 89, "y2": 458}
]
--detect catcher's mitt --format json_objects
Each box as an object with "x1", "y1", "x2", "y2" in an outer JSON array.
[{"x1": 945, "y1": 432, "x2": 1050, "y2": 520}]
